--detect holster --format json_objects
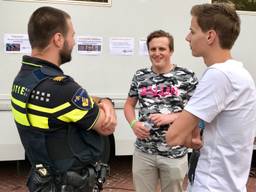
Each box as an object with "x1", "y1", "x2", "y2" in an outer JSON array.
[{"x1": 61, "y1": 166, "x2": 96, "y2": 192}]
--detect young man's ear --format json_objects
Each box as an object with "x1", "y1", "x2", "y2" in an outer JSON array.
[
  {"x1": 206, "y1": 30, "x2": 217, "y2": 45},
  {"x1": 52, "y1": 33, "x2": 64, "y2": 48}
]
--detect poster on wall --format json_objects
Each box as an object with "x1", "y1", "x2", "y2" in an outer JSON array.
[
  {"x1": 77, "y1": 36, "x2": 103, "y2": 55},
  {"x1": 4, "y1": 0, "x2": 111, "y2": 6},
  {"x1": 139, "y1": 39, "x2": 149, "y2": 56},
  {"x1": 109, "y1": 37, "x2": 134, "y2": 56},
  {"x1": 4, "y1": 34, "x2": 31, "y2": 54}
]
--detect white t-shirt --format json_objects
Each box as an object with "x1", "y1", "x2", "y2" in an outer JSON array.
[{"x1": 185, "y1": 60, "x2": 256, "y2": 192}]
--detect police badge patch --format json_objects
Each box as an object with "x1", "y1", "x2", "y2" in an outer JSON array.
[{"x1": 71, "y1": 88, "x2": 92, "y2": 110}]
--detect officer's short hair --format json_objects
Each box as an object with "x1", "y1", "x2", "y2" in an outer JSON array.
[
  {"x1": 28, "y1": 6, "x2": 70, "y2": 49},
  {"x1": 146, "y1": 30, "x2": 174, "y2": 52},
  {"x1": 191, "y1": 2, "x2": 240, "y2": 49}
]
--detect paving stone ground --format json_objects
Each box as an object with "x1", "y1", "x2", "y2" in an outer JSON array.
[{"x1": 0, "y1": 156, "x2": 255, "y2": 192}]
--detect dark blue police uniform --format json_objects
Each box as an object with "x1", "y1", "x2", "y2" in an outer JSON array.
[{"x1": 11, "y1": 56, "x2": 106, "y2": 191}]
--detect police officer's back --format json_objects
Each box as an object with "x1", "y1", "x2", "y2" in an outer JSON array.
[{"x1": 11, "y1": 6, "x2": 116, "y2": 192}]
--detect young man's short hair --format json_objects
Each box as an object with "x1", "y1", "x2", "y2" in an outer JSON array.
[
  {"x1": 191, "y1": 2, "x2": 240, "y2": 49},
  {"x1": 146, "y1": 30, "x2": 174, "y2": 52}
]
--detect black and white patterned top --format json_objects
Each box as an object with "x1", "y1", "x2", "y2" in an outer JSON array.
[{"x1": 128, "y1": 65, "x2": 198, "y2": 158}]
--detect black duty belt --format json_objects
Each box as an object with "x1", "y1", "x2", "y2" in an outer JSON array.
[{"x1": 27, "y1": 163, "x2": 109, "y2": 192}]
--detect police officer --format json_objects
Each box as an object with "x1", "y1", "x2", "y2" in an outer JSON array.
[{"x1": 11, "y1": 6, "x2": 116, "y2": 192}]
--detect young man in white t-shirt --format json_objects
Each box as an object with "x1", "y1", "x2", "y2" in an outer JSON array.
[{"x1": 166, "y1": 2, "x2": 256, "y2": 192}]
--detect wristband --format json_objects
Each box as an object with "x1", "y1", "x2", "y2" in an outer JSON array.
[{"x1": 130, "y1": 119, "x2": 138, "y2": 128}]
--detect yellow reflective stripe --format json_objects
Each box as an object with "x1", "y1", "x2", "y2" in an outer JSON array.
[
  {"x1": 58, "y1": 109, "x2": 88, "y2": 123},
  {"x1": 12, "y1": 96, "x2": 71, "y2": 114},
  {"x1": 29, "y1": 114, "x2": 49, "y2": 129},
  {"x1": 12, "y1": 97, "x2": 26, "y2": 108},
  {"x1": 12, "y1": 107, "x2": 49, "y2": 129},
  {"x1": 11, "y1": 107, "x2": 29, "y2": 126},
  {"x1": 28, "y1": 102, "x2": 71, "y2": 113},
  {"x1": 22, "y1": 61, "x2": 42, "y2": 68}
]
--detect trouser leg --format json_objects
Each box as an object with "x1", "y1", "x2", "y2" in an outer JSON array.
[
  {"x1": 132, "y1": 149, "x2": 158, "y2": 192},
  {"x1": 158, "y1": 154, "x2": 188, "y2": 192}
]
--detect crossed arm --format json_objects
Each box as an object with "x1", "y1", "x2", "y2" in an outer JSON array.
[
  {"x1": 93, "y1": 97, "x2": 117, "y2": 136},
  {"x1": 165, "y1": 110, "x2": 202, "y2": 149},
  {"x1": 124, "y1": 96, "x2": 186, "y2": 140}
]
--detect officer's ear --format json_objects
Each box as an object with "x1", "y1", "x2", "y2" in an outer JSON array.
[{"x1": 52, "y1": 32, "x2": 65, "y2": 49}]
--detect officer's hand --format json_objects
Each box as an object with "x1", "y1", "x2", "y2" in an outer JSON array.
[
  {"x1": 132, "y1": 121, "x2": 150, "y2": 139},
  {"x1": 98, "y1": 99, "x2": 117, "y2": 131}
]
